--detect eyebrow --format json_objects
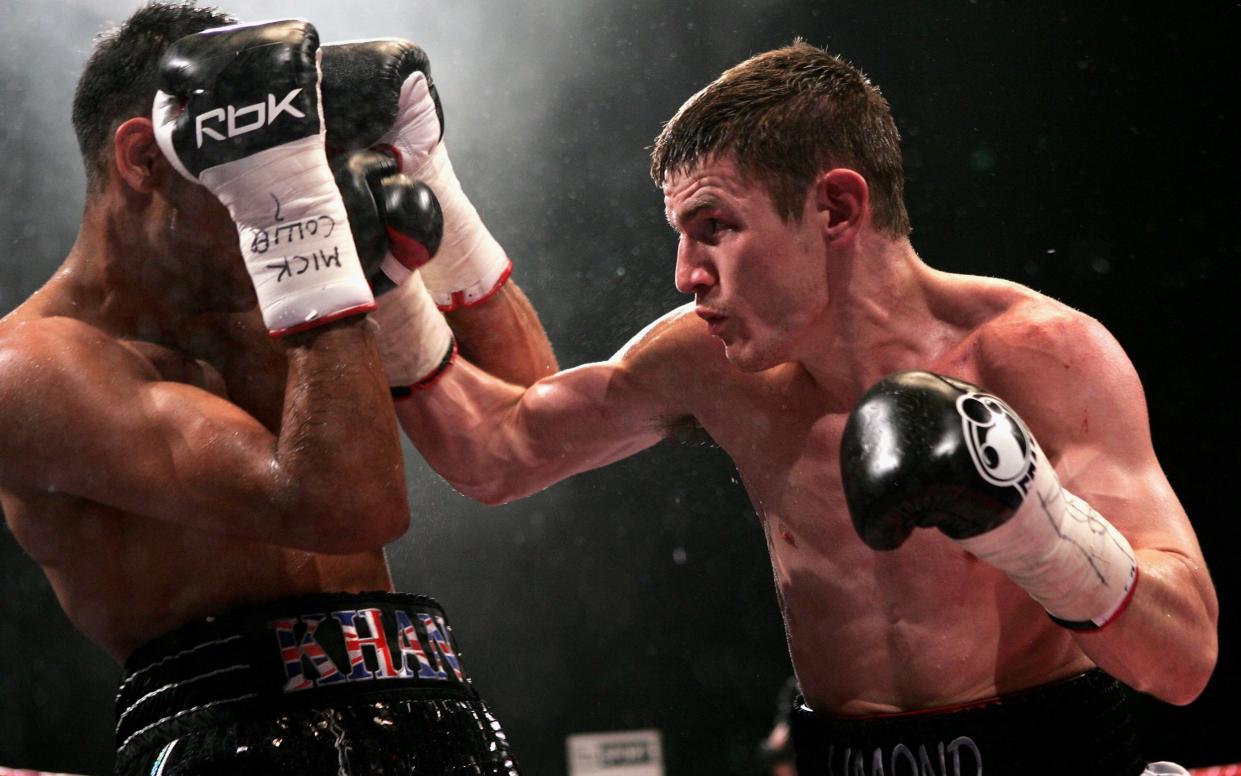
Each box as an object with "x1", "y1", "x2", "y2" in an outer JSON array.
[{"x1": 666, "y1": 193, "x2": 723, "y2": 231}]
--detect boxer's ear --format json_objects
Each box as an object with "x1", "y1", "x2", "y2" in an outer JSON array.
[
  {"x1": 814, "y1": 168, "x2": 868, "y2": 244},
  {"x1": 113, "y1": 117, "x2": 167, "y2": 193}
]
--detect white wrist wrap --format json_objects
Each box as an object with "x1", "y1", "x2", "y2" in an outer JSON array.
[
  {"x1": 376, "y1": 70, "x2": 511, "y2": 310},
  {"x1": 956, "y1": 445, "x2": 1139, "y2": 628},
  {"x1": 371, "y1": 270, "x2": 454, "y2": 388},
  {"x1": 198, "y1": 135, "x2": 374, "y2": 336}
]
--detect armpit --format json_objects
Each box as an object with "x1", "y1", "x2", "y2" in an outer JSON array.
[{"x1": 663, "y1": 414, "x2": 718, "y2": 447}]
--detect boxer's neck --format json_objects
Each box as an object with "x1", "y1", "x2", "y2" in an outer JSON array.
[
  {"x1": 796, "y1": 236, "x2": 956, "y2": 398},
  {"x1": 60, "y1": 199, "x2": 208, "y2": 348}
]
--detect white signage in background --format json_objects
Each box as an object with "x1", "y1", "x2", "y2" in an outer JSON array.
[{"x1": 567, "y1": 729, "x2": 665, "y2": 776}]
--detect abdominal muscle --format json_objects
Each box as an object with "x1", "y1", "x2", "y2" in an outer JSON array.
[{"x1": 772, "y1": 523, "x2": 1095, "y2": 715}]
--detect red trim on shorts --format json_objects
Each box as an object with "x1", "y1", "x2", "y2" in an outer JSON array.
[
  {"x1": 830, "y1": 695, "x2": 1000, "y2": 722},
  {"x1": 268, "y1": 302, "x2": 377, "y2": 338}
]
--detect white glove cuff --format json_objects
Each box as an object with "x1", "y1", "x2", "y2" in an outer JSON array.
[
  {"x1": 384, "y1": 138, "x2": 511, "y2": 311},
  {"x1": 956, "y1": 445, "x2": 1139, "y2": 629},
  {"x1": 371, "y1": 270, "x2": 455, "y2": 391},
  {"x1": 200, "y1": 135, "x2": 375, "y2": 335}
]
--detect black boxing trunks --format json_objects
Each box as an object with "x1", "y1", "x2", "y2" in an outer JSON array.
[
  {"x1": 789, "y1": 670, "x2": 1146, "y2": 776},
  {"x1": 113, "y1": 592, "x2": 520, "y2": 776}
]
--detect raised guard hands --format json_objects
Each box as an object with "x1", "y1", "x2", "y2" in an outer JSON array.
[
  {"x1": 322, "y1": 39, "x2": 512, "y2": 312},
  {"x1": 153, "y1": 19, "x2": 375, "y2": 336},
  {"x1": 841, "y1": 370, "x2": 1138, "y2": 630},
  {"x1": 331, "y1": 148, "x2": 454, "y2": 392}
]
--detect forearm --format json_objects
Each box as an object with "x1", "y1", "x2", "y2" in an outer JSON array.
[
  {"x1": 321, "y1": 42, "x2": 556, "y2": 389},
  {"x1": 147, "y1": 22, "x2": 408, "y2": 552},
  {"x1": 1073, "y1": 547, "x2": 1218, "y2": 705},
  {"x1": 396, "y1": 357, "x2": 662, "y2": 504},
  {"x1": 397, "y1": 360, "x2": 528, "y2": 503},
  {"x1": 446, "y1": 282, "x2": 557, "y2": 386},
  {"x1": 280, "y1": 319, "x2": 409, "y2": 546}
]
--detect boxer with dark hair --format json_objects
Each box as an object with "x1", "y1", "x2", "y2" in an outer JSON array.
[
  {"x1": 0, "y1": 3, "x2": 552, "y2": 774},
  {"x1": 397, "y1": 42, "x2": 1217, "y2": 774}
]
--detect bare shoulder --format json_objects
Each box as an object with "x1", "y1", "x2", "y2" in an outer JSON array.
[
  {"x1": 974, "y1": 288, "x2": 1133, "y2": 386},
  {"x1": 0, "y1": 315, "x2": 154, "y2": 385},
  {"x1": 0, "y1": 317, "x2": 155, "y2": 458},
  {"x1": 607, "y1": 302, "x2": 740, "y2": 427},
  {"x1": 612, "y1": 302, "x2": 732, "y2": 376},
  {"x1": 969, "y1": 287, "x2": 1149, "y2": 453},
  {"x1": 930, "y1": 272, "x2": 1122, "y2": 379},
  {"x1": 613, "y1": 302, "x2": 717, "y2": 356}
]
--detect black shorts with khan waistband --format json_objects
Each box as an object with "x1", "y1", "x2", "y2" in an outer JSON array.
[{"x1": 113, "y1": 591, "x2": 520, "y2": 775}]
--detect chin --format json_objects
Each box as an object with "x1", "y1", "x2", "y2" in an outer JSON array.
[{"x1": 723, "y1": 340, "x2": 787, "y2": 373}]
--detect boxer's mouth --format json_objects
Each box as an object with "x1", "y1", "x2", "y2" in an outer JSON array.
[{"x1": 695, "y1": 306, "x2": 728, "y2": 336}]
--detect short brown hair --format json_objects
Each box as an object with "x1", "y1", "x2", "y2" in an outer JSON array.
[
  {"x1": 72, "y1": 2, "x2": 235, "y2": 196},
  {"x1": 650, "y1": 41, "x2": 911, "y2": 238}
]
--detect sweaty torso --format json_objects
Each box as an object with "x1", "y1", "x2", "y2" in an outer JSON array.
[
  {"x1": 669, "y1": 278, "x2": 1095, "y2": 715},
  {"x1": 0, "y1": 284, "x2": 391, "y2": 663}
]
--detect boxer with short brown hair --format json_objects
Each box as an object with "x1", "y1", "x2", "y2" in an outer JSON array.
[
  {"x1": 0, "y1": 4, "x2": 552, "y2": 774},
  {"x1": 397, "y1": 42, "x2": 1218, "y2": 774}
]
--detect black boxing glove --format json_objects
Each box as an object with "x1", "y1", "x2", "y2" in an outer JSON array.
[
  {"x1": 322, "y1": 40, "x2": 443, "y2": 153},
  {"x1": 331, "y1": 149, "x2": 442, "y2": 293},
  {"x1": 841, "y1": 370, "x2": 1138, "y2": 629},
  {"x1": 331, "y1": 149, "x2": 453, "y2": 394},
  {"x1": 152, "y1": 20, "x2": 374, "y2": 336},
  {"x1": 322, "y1": 39, "x2": 511, "y2": 311}
]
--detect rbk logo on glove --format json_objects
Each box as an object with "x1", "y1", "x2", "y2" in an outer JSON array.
[
  {"x1": 195, "y1": 89, "x2": 307, "y2": 148},
  {"x1": 154, "y1": 20, "x2": 323, "y2": 178}
]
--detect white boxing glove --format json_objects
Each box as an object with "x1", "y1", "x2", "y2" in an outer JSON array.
[{"x1": 153, "y1": 19, "x2": 374, "y2": 336}]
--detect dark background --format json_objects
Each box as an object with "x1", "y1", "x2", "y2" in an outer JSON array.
[{"x1": 2, "y1": 2, "x2": 1237, "y2": 774}]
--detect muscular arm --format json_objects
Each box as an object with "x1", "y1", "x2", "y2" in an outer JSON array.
[
  {"x1": 397, "y1": 304, "x2": 701, "y2": 504},
  {"x1": 445, "y1": 281, "x2": 558, "y2": 386},
  {"x1": 983, "y1": 310, "x2": 1218, "y2": 704},
  {"x1": 0, "y1": 316, "x2": 408, "y2": 554}
]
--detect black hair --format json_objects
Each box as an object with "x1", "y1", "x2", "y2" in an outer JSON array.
[{"x1": 71, "y1": 1, "x2": 235, "y2": 195}]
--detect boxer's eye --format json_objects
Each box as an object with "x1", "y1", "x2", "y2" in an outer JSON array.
[{"x1": 697, "y1": 218, "x2": 729, "y2": 243}]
